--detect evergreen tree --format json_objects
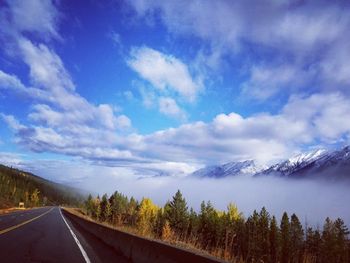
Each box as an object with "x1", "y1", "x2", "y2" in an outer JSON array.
[
  {"x1": 199, "y1": 201, "x2": 218, "y2": 250},
  {"x1": 127, "y1": 197, "x2": 138, "y2": 226},
  {"x1": 110, "y1": 191, "x2": 128, "y2": 225},
  {"x1": 321, "y1": 217, "x2": 337, "y2": 263},
  {"x1": 80, "y1": 189, "x2": 350, "y2": 263},
  {"x1": 187, "y1": 208, "x2": 199, "y2": 242},
  {"x1": 246, "y1": 210, "x2": 259, "y2": 262},
  {"x1": 334, "y1": 218, "x2": 349, "y2": 263},
  {"x1": 85, "y1": 194, "x2": 93, "y2": 216},
  {"x1": 269, "y1": 215, "x2": 279, "y2": 263},
  {"x1": 259, "y1": 207, "x2": 271, "y2": 262},
  {"x1": 164, "y1": 190, "x2": 189, "y2": 239},
  {"x1": 290, "y1": 213, "x2": 304, "y2": 263},
  {"x1": 280, "y1": 212, "x2": 290, "y2": 263},
  {"x1": 154, "y1": 208, "x2": 166, "y2": 238},
  {"x1": 305, "y1": 227, "x2": 321, "y2": 262},
  {"x1": 100, "y1": 194, "x2": 109, "y2": 222}
]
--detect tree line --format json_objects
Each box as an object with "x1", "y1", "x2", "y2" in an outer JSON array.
[
  {"x1": 84, "y1": 190, "x2": 350, "y2": 263},
  {"x1": 0, "y1": 164, "x2": 83, "y2": 208}
]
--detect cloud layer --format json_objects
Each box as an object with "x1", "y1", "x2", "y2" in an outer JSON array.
[
  {"x1": 1, "y1": 0, "x2": 350, "y2": 180},
  {"x1": 127, "y1": 0, "x2": 350, "y2": 99}
]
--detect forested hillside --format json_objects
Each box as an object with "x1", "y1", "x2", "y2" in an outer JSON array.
[
  {"x1": 84, "y1": 190, "x2": 350, "y2": 263},
  {"x1": 0, "y1": 164, "x2": 84, "y2": 208}
]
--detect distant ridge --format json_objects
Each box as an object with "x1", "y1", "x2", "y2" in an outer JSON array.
[
  {"x1": 191, "y1": 160, "x2": 265, "y2": 178},
  {"x1": 191, "y1": 145, "x2": 350, "y2": 181}
]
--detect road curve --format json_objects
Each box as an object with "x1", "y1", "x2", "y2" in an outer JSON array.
[{"x1": 0, "y1": 206, "x2": 129, "y2": 263}]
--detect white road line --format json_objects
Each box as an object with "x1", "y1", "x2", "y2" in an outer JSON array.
[{"x1": 59, "y1": 208, "x2": 91, "y2": 263}]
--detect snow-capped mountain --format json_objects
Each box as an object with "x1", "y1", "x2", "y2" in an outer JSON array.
[
  {"x1": 286, "y1": 146, "x2": 350, "y2": 179},
  {"x1": 191, "y1": 160, "x2": 265, "y2": 178},
  {"x1": 191, "y1": 146, "x2": 350, "y2": 181},
  {"x1": 258, "y1": 146, "x2": 350, "y2": 180},
  {"x1": 259, "y1": 148, "x2": 328, "y2": 177}
]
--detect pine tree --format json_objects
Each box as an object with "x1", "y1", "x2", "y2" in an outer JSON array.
[
  {"x1": 259, "y1": 207, "x2": 271, "y2": 262},
  {"x1": 321, "y1": 217, "x2": 336, "y2": 263},
  {"x1": 164, "y1": 190, "x2": 189, "y2": 239},
  {"x1": 305, "y1": 227, "x2": 320, "y2": 262},
  {"x1": 290, "y1": 213, "x2": 304, "y2": 263},
  {"x1": 100, "y1": 194, "x2": 109, "y2": 222},
  {"x1": 280, "y1": 212, "x2": 290, "y2": 263},
  {"x1": 187, "y1": 208, "x2": 199, "y2": 242},
  {"x1": 127, "y1": 197, "x2": 138, "y2": 226},
  {"x1": 80, "y1": 189, "x2": 350, "y2": 263},
  {"x1": 334, "y1": 218, "x2": 349, "y2": 263},
  {"x1": 269, "y1": 215, "x2": 279, "y2": 263},
  {"x1": 85, "y1": 194, "x2": 93, "y2": 216},
  {"x1": 110, "y1": 191, "x2": 128, "y2": 225},
  {"x1": 199, "y1": 201, "x2": 218, "y2": 250},
  {"x1": 246, "y1": 210, "x2": 259, "y2": 262},
  {"x1": 154, "y1": 208, "x2": 165, "y2": 238}
]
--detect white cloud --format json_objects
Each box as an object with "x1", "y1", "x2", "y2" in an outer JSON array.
[
  {"x1": 283, "y1": 93, "x2": 350, "y2": 141},
  {"x1": 137, "y1": 83, "x2": 156, "y2": 108},
  {"x1": 128, "y1": 46, "x2": 201, "y2": 102},
  {"x1": 0, "y1": 70, "x2": 26, "y2": 90},
  {"x1": 127, "y1": 0, "x2": 350, "y2": 99},
  {"x1": 18, "y1": 38, "x2": 75, "y2": 92},
  {"x1": 240, "y1": 65, "x2": 312, "y2": 100},
  {"x1": 0, "y1": 113, "x2": 26, "y2": 130},
  {"x1": 1, "y1": 37, "x2": 133, "y2": 162},
  {"x1": 2, "y1": 0, "x2": 350, "y2": 181},
  {"x1": 116, "y1": 115, "x2": 132, "y2": 129},
  {"x1": 119, "y1": 92, "x2": 350, "y2": 166},
  {"x1": 2, "y1": 0, "x2": 60, "y2": 40},
  {"x1": 10, "y1": 91, "x2": 345, "y2": 169},
  {"x1": 158, "y1": 97, "x2": 186, "y2": 120}
]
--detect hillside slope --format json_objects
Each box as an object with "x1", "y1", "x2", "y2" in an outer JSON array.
[{"x1": 0, "y1": 164, "x2": 84, "y2": 209}]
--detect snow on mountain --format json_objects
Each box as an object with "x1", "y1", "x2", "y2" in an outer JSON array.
[
  {"x1": 191, "y1": 160, "x2": 265, "y2": 178},
  {"x1": 290, "y1": 146, "x2": 350, "y2": 179},
  {"x1": 258, "y1": 146, "x2": 350, "y2": 180},
  {"x1": 260, "y1": 148, "x2": 328, "y2": 176},
  {"x1": 191, "y1": 146, "x2": 350, "y2": 181}
]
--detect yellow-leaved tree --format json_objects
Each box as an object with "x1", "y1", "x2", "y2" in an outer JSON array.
[
  {"x1": 137, "y1": 198, "x2": 159, "y2": 236},
  {"x1": 31, "y1": 189, "x2": 40, "y2": 207}
]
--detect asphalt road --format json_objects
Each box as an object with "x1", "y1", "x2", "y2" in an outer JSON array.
[{"x1": 0, "y1": 206, "x2": 130, "y2": 263}]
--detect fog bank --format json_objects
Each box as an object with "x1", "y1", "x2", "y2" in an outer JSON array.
[{"x1": 85, "y1": 175, "x2": 350, "y2": 226}]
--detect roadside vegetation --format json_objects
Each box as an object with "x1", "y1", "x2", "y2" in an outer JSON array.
[
  {"x1": 0, "y1": 164, "x2": 83, "y2": 209},
  {"x1": 83, "y1": 190, "x2": 350, "y2": 263}
]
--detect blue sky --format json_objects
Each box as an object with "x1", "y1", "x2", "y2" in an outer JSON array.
[{"x1": 1, "y1": 0, "x2": 350, "y2": 191}]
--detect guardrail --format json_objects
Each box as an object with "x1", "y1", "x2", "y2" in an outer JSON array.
[{"x1": 62, "y1": 209, "x2": 226, "y2": 263}]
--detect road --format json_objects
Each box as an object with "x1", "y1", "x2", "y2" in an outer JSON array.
[{"x1": 0, "y1": 206, "x2": 130, "y2": 263}]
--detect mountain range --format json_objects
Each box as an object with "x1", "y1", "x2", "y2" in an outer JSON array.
[{"x1": 191, "y1": 145, "x2": 350, "y2": 181}]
